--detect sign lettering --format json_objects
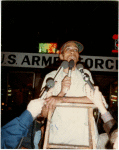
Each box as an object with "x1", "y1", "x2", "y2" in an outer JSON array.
[{"x1": 1, "y1": 52, "x2": 118, "y2": 72}]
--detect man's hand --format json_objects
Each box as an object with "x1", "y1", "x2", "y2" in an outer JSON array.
[
  {"x1": 45, "y1": 96, "x2": 63, "y2": 112},
  {"x1": 40, "y1": 88, "x2": 54, "y2": 118},
  {"x1": 59, "y1": 76, "x2": 71, "y2": 96},
  {"x1": 40, "y1": 104, "x2": 49, "y2": 118},
  {"x1": 40, "y1": 96, "x2": 63, "y2": 118},
  {"x1": 27, "y1": 98, "x2": 45, "y2": 119},
  {"x1": 39, "y1": 85, "x2": 57, "y2": 118}
]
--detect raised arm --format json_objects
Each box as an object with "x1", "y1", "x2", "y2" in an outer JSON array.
[
  {"x1": 58, "y1": 75, "x2": 92, "y2": 103},
  {"x1": 1, "y1": 98, "x2": 44, "y2": 149},
  {"x1": 85, "y1": 84, "x2": 118, "y2": 149}
]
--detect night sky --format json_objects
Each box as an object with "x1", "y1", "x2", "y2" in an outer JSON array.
[{"x1": 1, "y1": 1, "x2": 118, "y2": 56}]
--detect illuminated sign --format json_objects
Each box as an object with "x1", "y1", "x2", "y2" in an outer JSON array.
[
  {"x1": 39, "y1": 43, "x2": 60, "y2": 54},
  {"x1": 111, "y1": 95, "x2": 117, "y2": 101}
]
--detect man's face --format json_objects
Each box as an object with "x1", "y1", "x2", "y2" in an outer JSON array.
[{"x1": 60, "y1": 42, "x2": 79, "y2": 65}]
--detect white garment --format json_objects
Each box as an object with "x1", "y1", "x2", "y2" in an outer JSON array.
[
  {"x1": 41, "y1": 68, "x2": 99, "y2": 146},
  {"x1": 42, "y1": 68, "x2": 94, "y2": 96}
]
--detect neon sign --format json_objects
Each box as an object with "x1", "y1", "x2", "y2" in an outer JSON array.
[{"x1": 39, "y1": 43, "x2": 60, "y2": 54}]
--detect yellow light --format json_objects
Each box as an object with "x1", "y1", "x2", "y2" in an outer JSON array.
[
  {"x1": 2, "y1": 103, "x2": 4, "y2": 105},
  {"x1": 111, "y1": 95, "x2": 117, "y2": 98},
  {"x1": 111, "y1": 99, "x2": 117, "y2": 102},
  {"x1": 8, "y1": 90, "x2": 12, "y2": 92}
]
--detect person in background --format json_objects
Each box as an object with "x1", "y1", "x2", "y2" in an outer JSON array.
[
  {"x1": 85, "y1": 84, "x2": 118, "y2": 149},
  {"x1": 1, "y1": 85, "x2": 55, "y2": 149}
]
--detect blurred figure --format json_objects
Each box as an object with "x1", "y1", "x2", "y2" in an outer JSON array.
[
  {"x1": 85, "y1": 84, "x2": 118, "y2": 149},
  {"x1": 1, "y1": 97, "x2": 45, "y2": 149}
]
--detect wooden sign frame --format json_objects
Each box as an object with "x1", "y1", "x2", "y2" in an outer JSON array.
[{"x1": 43, "y1": 103, "x2": 96, "y2": 149}]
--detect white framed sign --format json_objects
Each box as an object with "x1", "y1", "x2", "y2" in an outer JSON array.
[{"x1": 1, "y1": 52, "x2": 118, "y2": 72}]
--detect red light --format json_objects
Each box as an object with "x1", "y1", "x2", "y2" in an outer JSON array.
[
  {"x1": 112, "y1": 34, "x2": 118, "y2": 40},
  {"x1": 112, "y1": 50, "x2": 118, "y2": 53},
  {"x1": 116, "y1": 43, "x2": 118, "y2": 47}
]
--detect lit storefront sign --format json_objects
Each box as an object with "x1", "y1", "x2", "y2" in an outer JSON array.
[
  {"x1": 111, "y1": 95, "x2": 117, "y2": 102},
  {"x1": 39, "y1": 43, "x2": 60, "y2": 54},
  {"x1": 1, "y1": 52, "x2": 118, "y2": 72}
]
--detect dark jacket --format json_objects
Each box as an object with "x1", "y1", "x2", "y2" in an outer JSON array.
[
  {"x1": 103, "y1": 115, "x2": 118, "y2": 149},
  {"x1": 103, "y1": 119, "x2": 117, "y2": 136},
  {"x1": 1, "y1": 110, "x2": 33, "y2": 149}
]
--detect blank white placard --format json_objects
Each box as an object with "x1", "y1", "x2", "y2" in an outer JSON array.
[{"x1": 49, "y1": 107, "x2": 89, "y2": 146}]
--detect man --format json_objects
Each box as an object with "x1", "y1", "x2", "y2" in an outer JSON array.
[
  {"x1": 42, "y1": 41, "x2": 94, "y2": 104},
  {"x1": 41, "y1": 41, "x2": 98, "y2": 146},
  {"x1": 85, "y1": 84, "x2": 118, "y2": 149}
]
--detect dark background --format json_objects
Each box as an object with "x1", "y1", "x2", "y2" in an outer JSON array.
[{"x1": 1, "y1": 1, "x2": 118, "y2": 56}]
